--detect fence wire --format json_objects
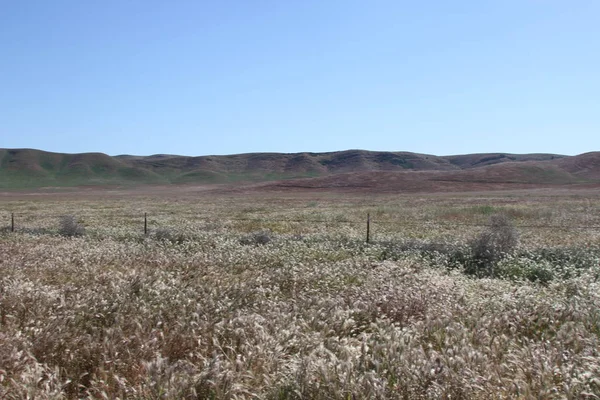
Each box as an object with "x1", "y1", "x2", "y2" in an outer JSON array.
[{"x1": 4, "y1": 212, "x2": 600, "y2": 230}]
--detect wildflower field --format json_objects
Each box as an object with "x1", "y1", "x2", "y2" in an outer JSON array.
[{"x1": 1, "y1": 189, "x2": 600, "y2": 399}]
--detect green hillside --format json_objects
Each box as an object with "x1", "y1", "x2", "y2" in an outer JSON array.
[{"x1": 0, "y1": 149, "x2": 165, "y2": 188}]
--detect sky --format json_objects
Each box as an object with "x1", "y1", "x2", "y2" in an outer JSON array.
[{"x1": 1, "y1": 1, "x2": 599, "y2": 157}]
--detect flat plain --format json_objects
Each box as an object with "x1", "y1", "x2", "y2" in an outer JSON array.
[{"x1": 1, "y1": 186, "x2": 600, "y2": 399}]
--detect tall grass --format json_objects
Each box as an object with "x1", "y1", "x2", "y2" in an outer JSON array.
[{"x1": 1, "y1": 193, "x2": 600, "y2": 398}]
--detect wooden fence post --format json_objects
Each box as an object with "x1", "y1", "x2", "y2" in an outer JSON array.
[
  {"x1": 366, "y1": 213, "x2": 370, "y2": 244},
  {"x1": 144, "y1": 213, "x2": 147, "y2": 235},
  {"x1": 11, "y1": 213, "x2": 14, "y2": 233}
]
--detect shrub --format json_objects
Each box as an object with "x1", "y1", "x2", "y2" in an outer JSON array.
[
  {"x1": 376, "y1": 239, "x2": 471, "y2": 269},
  {"x1": 153, "y1": 228, "x2": 187, "y2": 244},
  {"x1": 528, "y1": 247, "x2": 600, "y2": 276},
  {"x1": 239, "y1": 230, "x2": 273, "y2": 246},
  {"x1": 496, "y1": 256, "x2": 555, "y2": 284},
  {"x1": 468, "y1": 214, "x2": 518, "y2": 277},
  {"x1": 58, "y1": 215, "x2": 86, "y2": 237}
]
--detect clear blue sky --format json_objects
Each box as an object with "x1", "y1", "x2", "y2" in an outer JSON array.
[{"x1": 1, "y1": 1, "x2": 598, "y2": 156}]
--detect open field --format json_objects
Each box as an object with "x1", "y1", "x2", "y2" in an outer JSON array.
[{"x1": 2, "y1": 187, "x2": 600, "y2": 398}]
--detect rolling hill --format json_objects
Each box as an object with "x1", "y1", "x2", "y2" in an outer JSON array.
[
  {"x1": 1, "y1": 148, "x2": 598, "y2": 192},
  {"x1": 0, "y1": 149, "x2": 165, "y2": 188}
]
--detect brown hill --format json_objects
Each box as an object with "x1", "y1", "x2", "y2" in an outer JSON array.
[
  {"x1": 118, "y1": 150, "x2": 458, "y2": 176},
  {"x1": 445, "y1": 153, "x2": 563, "y2": 169},
  {"x1": 1, "y1": 148, "x2": 599, "y2": 192},
  {"x1": 553, "y1": 152, "x2": 600, "y2": 180},
  {"x1": 261, "y1": 154, "x2": 599, "y2": 193}
]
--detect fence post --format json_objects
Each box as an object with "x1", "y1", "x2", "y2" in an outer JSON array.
[
  {"x1": 11, "y1": 213, "x2": 14, "y2": 233},
  {"x1": 144, "y1": 213, "x2": 147, "y2": 235},
  {"x1": 366, "y1": 213, "x2": 370, "y2": 244}
]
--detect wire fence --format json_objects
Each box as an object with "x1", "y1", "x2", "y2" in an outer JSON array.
[{"x1": 4, "y1": 210, "x2": 600, "y2": 241}]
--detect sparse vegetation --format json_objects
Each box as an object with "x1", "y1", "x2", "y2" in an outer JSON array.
[{"x1": 1, "y1": 191, "x2": 600, "y2": 398}]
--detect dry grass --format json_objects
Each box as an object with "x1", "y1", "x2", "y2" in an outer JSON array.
[{"x1": 1, "y1": 190, "x2": 600, "y2": 398}]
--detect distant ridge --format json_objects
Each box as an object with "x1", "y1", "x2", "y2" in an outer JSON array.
[{"x1": 1, "y1": 147, "x2": 598, "y2": 191}]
